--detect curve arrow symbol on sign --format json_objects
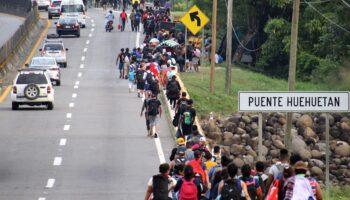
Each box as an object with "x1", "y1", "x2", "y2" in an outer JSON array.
[{"x1": 190, "y1": 11, "x2": 201, "y2": 27}]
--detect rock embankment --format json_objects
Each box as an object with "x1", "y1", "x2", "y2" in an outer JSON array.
[{"x1": 201, "y1": 113, "x2": 350, "y2": 185}]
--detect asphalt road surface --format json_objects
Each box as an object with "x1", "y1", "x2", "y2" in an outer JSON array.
[
  {"x1": 0, "y1": 13, "x2": 25, "y2": 48},
  {"x1": 0, "y1": 8, "x2": 174, "y2": 200}
]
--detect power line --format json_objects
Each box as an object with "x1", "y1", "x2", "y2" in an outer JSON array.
[
  {"x1": 304, "y1": 0, "x2": 350, "y2": 33},
  {"x1": 224, "y1": 0, "x2": 261, "y2": 52},
  {"x1": 341, "y1": 0, "x2": 350, "y2": 8}
]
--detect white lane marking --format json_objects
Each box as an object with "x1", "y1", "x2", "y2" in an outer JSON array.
[
  {"x1": 89, "y1": 33, "x2": 92, "y2": 37},
  {"x1": 69, "y1": 102, "x2": 75, "y2": 108},
  {"x1": 83, "y1": 48, "x2": 87, "y2": 52},
  {"x1": 53, "y1": 157, "x2": 62, "y2": 166},
  {"x1": 75, "y1": 81, "x2": 80, "y2": 85},
  {"x1": 63, "y1": 125, "x2": 70, "y2": 131},
  {"x1": 72, "y1": 93, "x2": 77, "y2": 98},
  {"x1": 78, "y1": 72, "x2": 82, "y2": 77},
  {"x1": 154, "y1": 138, "x2": 166, "y2": 164},
  {"x1": 80, "y1": 64, "x2": 84, "y2": 69},
  {"x1": 59, "y1": 138, "x2": 67, "y2": 146},
  {"x1": 74, "y1": 85, "x2": 79, "y2": 89},
  {"x1": 91, "y1": 19, "x2": 94, "y2": 23},
  {"x1": 81, "y1": 56, "x2": 85, "y2": 61},
  {"x1": 92, "y1": 24, "x2": 95, "y2": 27},
  {"x1": 136, "y1": 31, "x2": 140, "y2": 47},
  {"x1": 91, "y1": 28, "x2": 95, "y2": 32},
  {"x1": 86, "y1": 40, "x2": 90, "y2": 44},
  {"x1": 46, "y1": 179, "x2": 55, "y2": 188},
  {"x1": 66, "y1": 113, "x2": 72, "y2": 119},
  {"x1": 38, "y1": 197, "x2": 46, "y2": 200}
]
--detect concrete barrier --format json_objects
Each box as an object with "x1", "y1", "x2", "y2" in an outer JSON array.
[{"x1": 0, "y1": 0, "x2": 32, "y2": 17}]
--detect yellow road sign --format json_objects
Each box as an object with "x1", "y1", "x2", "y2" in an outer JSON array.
[{"x1": 180, "y1": 5, "x2": 209, "y2": 35}]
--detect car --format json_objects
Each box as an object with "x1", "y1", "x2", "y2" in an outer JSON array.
[
  {"x1": 39, "y1": 38, "x2": 68, "y2": 68},
  {"x1": 27, "y1": 57, "x2": 61, "y2": 86},
  {"x1": 37, "y1": 0, "x2": 50, "y2": 11},
  {"x1": 60, "y1": 0, "x2": 86, "y2": 28},
  {"x1": 48, "y1": 0, "x2": 62, "y2": 19},
  {"x1": 11, "y1": 69, "x2": 55, "y2": 110},
  {"x1": 55, "y1": 17, "x2": 80, "y2": 37}
]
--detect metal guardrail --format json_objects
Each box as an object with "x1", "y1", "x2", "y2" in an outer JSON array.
[{"x1": 0, "y1": 8, "x2": 39, "y2": 69}]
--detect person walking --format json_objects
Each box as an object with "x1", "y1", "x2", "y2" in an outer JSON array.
[
  {"x1": 179, "y1": 99, "x2": 196, "y2": 137},
  {"x1": 147, "y1": 93, "x2": 162, "y2": 138},
  {"x1": 166, "y1": 75, "x2": 181, "y2": 109},
  {"x1": 120, "y1": 9, "x2": 128, "y2": 31},
  {"x1": 174, "y1": 165, "x2": 202, "y2": 200},
  {"x1": 136, "y1": 63, "x2": 146, "y2": 98},
  {"x1": 140, "y1": 91, "x2": 152, "y2": 136},
  {"x1": 116, "y1": 48, "x2": 126, "y2": 78},
  {"x1": 239, "y1": 164, "x2": 263, "y2": 200},
  {"x1": 266, "y1": 149, "x2": 290, "y2": 190},
  {"x1": 134, "y1": 10, "x2": 141, "y2": 32},
  {"x1": 144, "y1": 163, "x2": 177, "y2": 200},
  {"x1": 128, "y1": 60, "x2": 136, "y2": 92},
  {"x1": 129, "y1": 9, "x2": 135, "y2": 32}
]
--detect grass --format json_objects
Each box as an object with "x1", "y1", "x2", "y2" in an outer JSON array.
[
  {"x1": 180, "y1": 63, "x2": 331, "y2": 116},
  {"x1": 328, "y1": 186, "x2": 350, "y2": 200}
]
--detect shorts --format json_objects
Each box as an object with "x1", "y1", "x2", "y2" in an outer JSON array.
[
  {"x1": 149, "y1": 115, "x2": 159, "y2": 126},
  {"x1": 137, "y1": 81, "x2": 145, "y2": 90},
  {"x1": 119, "y1": 63, "x2": 124, "y2": 70},
  {"x1": 192, "y1": 57, "x2": 199, "y2": 65},
  {"x1": 181, "y1": 124, "x2": 193, "y2": 136}
]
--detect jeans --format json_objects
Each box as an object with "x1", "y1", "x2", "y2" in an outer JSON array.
[{"x1": 121, "y1": 19, "x2": 126, "y2": 31}]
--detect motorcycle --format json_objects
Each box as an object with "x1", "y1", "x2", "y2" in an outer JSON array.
[{"x1": 105, "y1": 20, "x2": 114, "y2": 32}]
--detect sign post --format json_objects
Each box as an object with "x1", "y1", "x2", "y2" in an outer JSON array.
[{"x1": 238, "y1": 91, "x2": 350, "y2": 195}]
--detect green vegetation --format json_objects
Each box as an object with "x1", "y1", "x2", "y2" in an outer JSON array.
[
  {"x1": 180, "y1": 63, "x2": 330, "y2": 116},
  {"x1": 328, "y1": 186, "x2": 350, "y2": 200}
]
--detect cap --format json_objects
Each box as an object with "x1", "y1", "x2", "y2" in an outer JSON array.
[
  {"x1": 177, "y1": 138, "x2": 185, "y2": 145},
  {"x1": 199, "y1": 137, "x2": 206, "y2": 142},
  {"x1": 294, "y1": 161, "x2": 308, "y2": 171}
]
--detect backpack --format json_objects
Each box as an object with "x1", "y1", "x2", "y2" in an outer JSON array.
[
  {"x1": 120, "y1": 12, "x2": 127, "y2": 20},
  {"x1": 148, "y1": 99, "x2": 159, "y2": 116},
  {"x1": 286, "y1": 176, "x2": 316, "y2": 200},
  {"x1": 167, "y1": 81, "x2": 179, "y2": 95},
  {"x1": 242, "y1": 177, "x2": 257, "y2": 200},
  {"x1": 128, "y1": 67, "x2": 135, "y2": 81},
  {"x1": 179, "y1": 178, "x2": 197, "y2": 200},
  {"x1": 183, "y1": 109, "x2": 192, "y2": 125},
  {"x1": 135, "y1": 13, "x2": 141, "y2": 22},
  {"x1": 146, "y1": 72, "x2": 154, "y2": 84},
  {"x1": 175, "y1": 156, "x2": 187, "y2": 166},
  {"x1": 152, "y1": 174, "x2": 169, "y2": 200},
  {"x1": 220, "y1": 179, "x2": 242, "y2": 200},
  {"x1": 136, "y1": 69, "x2": 145, "y2": 82},
  {"x1": 257, "y1": 174, "x2": 267, "y2": 198}
]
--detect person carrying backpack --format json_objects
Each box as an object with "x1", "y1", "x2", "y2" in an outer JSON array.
[
  {"x1": 134, "y1": 10, "x2": 141, "y2": 32},
  {"x1": 120, "y1": 9, "x2": 128, "y2": 31},
  {"x1": 187, "y1": 150, "x2": 209, "y2": 193},
  {"x1": 218, "y1": 163, "x2": 251, "y2": 200},
  {"x1": 144, "y1": 163, "x2": 177, "y2": 200},
  {"x1": 283, "y1": 161, "x2": 322, "y2": 200},
  {"x1": 136, "y1": 63, "x2": 146, "y2": 98},
  {"x1": 128, "y1": 61, "x2": 136, "y2": 92},
  {"x1": 174, "y1": 165, "x2": 201, "y2": 200},
  {"x1": 179, "y1": 99, "x2": 196, "y2": 137},
  {"x1": 239, "y1": 164, "x2": 263, "y2": 200},
  {"x1": 255, "y1": 161, "x2": 268, "y2": 199},
  {"x1": 166, "y1": 75, "x2": 181, "y2": 109},
  {"x1": 116, "y1": 48, "x2": 126, "y2": 78},
  {"x1": 143, "y1": 65, "x2": 155, "y2": 92},
  {"x1": 147, "y1": 93, "x2": 162, "y2": 138},
  {"x1": 140, "y1": 91, "x2": 153, "y2": 136}
]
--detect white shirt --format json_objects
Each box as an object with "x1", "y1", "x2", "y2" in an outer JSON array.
[{"x1": 147, "y1": 175, "x2": 177, "y2": 198}]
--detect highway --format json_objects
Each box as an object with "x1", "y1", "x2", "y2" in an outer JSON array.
[{"x1": 0, "y1": 8, "x2": 174, "y2": 200}]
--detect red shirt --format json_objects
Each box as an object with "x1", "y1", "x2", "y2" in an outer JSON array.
[{"x1": 188, "y1": 159, "x2": 206, "y2": 184}]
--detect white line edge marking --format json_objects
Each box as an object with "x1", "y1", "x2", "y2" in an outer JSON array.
[
  {"x1": 91, "y1": 19, "x2": 94, "y2": 23},
  {"x1": 69, "y1": 102, "x2": 75, "y2": 108},
  {"x1": 80, "y1": 64, "x2": 84, "y2": 69},
  {"x1": 53, "y1": 157, "x2": 62, "y2": 166},
  {"x1": 72, "y1": 93, "x2": 77, "y2": 98},
  {"x1": 92, "y1": 24, "x2": 95, "y2": 27},
  {"x1": 78, "y1": 72, "x2": 82, "y2": 77},
  {"x1": 46, "y1": 179, "x2": 55, "y2": 188},
  {"x1": 91, "y1": 28, "x2": 95, "y2": 32},
  {"x1": 75, "y1": 81, "x2": 80, "y2": 85},
  {"x1": 154, "y1": 138, "x2": 166, "y2": 164},
  {"x1": 38, "y1": 197, "x2": 46, "y2": 200},
  {"x1": 83, "y1": 48, "x2": 87, "y2": 52},
  {"x1": 59, "y1": 138, "x2": 67, "y2": 146},
  {"x1": 74, "y1": 85, "x2": 79, "y2": 89},
  {"x1": 63, "y1": 125, "x2": 70, "y2": 131},
  {"x1": 89, "y1": 33, "x2": 92, "y2": 37},
  {"x1": 81, "y1": 56, "x2": 85, "y2": 61},
  {"x1": 86, "y1": 40, "x2": 90, "y2": 44},
  {"x1": 66, "y1": 113, "x2": 72, "y2": 118}
]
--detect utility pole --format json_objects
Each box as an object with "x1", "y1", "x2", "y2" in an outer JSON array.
[
  {"x1": 285, "y1": 0, "x2": 301, "y2": 152},
  {"x1": 210, "y1": 0, "x2": 217, "y2": 94},
  {"x1": 225, "y1": 0, "x2": 233, "y2": 95}
]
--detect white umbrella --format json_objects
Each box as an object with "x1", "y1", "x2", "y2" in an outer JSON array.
[{"x1": 194, "y1": 49, "x2": 201, "y2": 58}]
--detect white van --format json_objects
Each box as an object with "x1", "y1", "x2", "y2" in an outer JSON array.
[{"x1": 60, "y1": 0, "x2": 86, "y2": 28}]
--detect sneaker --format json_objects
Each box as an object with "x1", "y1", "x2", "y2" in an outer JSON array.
[{"x1": 154, "y1": 133, "x2": 158, "y2": 138}]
